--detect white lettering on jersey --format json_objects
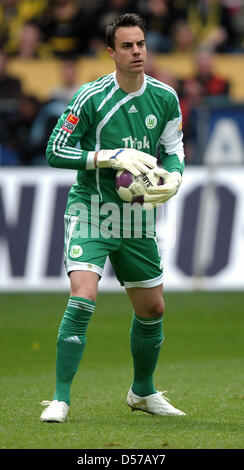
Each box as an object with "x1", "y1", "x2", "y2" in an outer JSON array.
[{"x1": 122, "y1": 136, "x2": 150, "y2": 150}]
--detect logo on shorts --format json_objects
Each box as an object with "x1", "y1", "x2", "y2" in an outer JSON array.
[
  {"x1": 145, "y1": 114, "x2": 157, "y2": 129},
  {"x1": 62, "y1": 113, "x2": 79, "y2": 133},
  {"x1": 70, "y1": 245, "x2": 83, "y2": 258}
]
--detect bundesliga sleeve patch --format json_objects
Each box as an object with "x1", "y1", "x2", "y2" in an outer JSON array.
[{"x1": 62, "y1": 113, "x2": 79, "y2": 133}]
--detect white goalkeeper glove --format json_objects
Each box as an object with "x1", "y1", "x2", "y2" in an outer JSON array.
[
  {"x1": 93, "y1": 148, "x2": 157, "y2": 176},
  {"x1": 144, "y1": 168, "x2": 182, "y2": 207}
]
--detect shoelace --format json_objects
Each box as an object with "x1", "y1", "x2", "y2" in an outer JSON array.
[
  {"x1": 157, "y1": 391, "x2": 171, "y2": 403},
  {"x1": 41, "y1": 400, "x2": 68, "y2": 410}
]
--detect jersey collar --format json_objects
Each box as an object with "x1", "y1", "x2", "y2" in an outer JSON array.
[{"x1": 112, "y1": 71, "x2": 147, "y2": 96}]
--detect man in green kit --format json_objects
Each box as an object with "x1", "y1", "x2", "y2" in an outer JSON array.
[{"x1": 40, "y1": 13, "x2": 185, "y2": 422}]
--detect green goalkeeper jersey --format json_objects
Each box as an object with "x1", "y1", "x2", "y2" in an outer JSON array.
[{"x1": 46, "y1": 72, "x2": 185, "y2": 211}]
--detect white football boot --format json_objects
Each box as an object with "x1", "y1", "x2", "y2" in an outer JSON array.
[
  {"x1": 127, "y1": 388, "x2": 186, "y2": 416},
  {"x1": 40, "y1": 400, "x2": 69, "y2": 422}
]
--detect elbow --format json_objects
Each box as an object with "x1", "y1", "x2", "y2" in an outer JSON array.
[
  {"x1": 47, "y1": 156, "x2": 56, "y2": 168},
  {"x1": 46, "y1": 147, "x2": 57, "y2": 168}
]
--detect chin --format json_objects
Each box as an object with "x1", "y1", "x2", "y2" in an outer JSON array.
[{"x1": 130, "y1": 65, "x2": 144, "y2": 73}]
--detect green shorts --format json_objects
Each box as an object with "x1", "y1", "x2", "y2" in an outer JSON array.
[{"x1": 64, "y1": 214, "x2": 163, "y2": 288}]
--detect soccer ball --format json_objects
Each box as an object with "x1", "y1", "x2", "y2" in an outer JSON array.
[{"x1": 116, "y1": 168, "x2": 163, "y2": 204}]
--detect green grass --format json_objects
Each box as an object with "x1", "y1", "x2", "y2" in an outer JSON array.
[{"x1": 0, "y1": 292, "x2": 244, "y2": 449}]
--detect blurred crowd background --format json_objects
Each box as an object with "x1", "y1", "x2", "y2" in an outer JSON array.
[{"x1": 0, "y1": 0, "x2": 244, "y2": 166}]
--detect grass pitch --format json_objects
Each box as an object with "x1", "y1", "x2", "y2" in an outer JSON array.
[{"x1": 0, "y1": 291, "x2": 243, "y2": 450}]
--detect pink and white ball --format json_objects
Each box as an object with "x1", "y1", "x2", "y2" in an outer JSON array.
[{"x1": 116, "y1": 169, "x2": 163, "y2": 204}]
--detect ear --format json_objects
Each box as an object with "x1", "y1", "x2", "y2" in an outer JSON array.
[{"x1": 107, "y1": 47, "x2": 115, "y2": 60}]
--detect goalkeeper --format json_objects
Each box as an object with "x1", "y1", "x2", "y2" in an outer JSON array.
[{"x1": 41, "y1": 13, "x2": 185, "y2": 423}]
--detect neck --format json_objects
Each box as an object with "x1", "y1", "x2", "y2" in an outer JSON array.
[{"x1": 115, "y1": 70, "x2": 144, "y2": 93}]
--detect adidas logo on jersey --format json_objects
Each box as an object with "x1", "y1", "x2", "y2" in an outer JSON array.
[{"x1": 128, "y1": 105, "x2": 138, "y2": 113}]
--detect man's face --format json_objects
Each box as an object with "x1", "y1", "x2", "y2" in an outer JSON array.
[{"x1": 108, "y1": 26, "x2": 147, "y2": 76}]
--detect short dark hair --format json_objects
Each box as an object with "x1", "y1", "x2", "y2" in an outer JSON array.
[{"x1": 106, "y1": 13, "x2": 146, "y2": 50}]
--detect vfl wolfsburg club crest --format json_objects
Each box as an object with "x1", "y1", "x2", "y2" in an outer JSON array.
[
  {"x1": 70, "y1": 245, "x2": 83, "y2": 258},
  {"x1": 145, "y1": 114, "x2": 157, "y2": 129}
]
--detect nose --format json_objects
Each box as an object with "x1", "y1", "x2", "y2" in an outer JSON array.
[{"x1": 132, "y1": 44, "x2": 140, "y2": 55}]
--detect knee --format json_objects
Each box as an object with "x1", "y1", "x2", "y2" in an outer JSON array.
[
  {"x1": 69, "y1": 271, "x2": 98, "y2": 303},
  {"x1": 70, "y1": 281, "x2": 97, "y2": 302},
  {"x1": 151, "y1": 297, "x2": 165, "y2": 318},
  {"x1": 140, "y1": 297, "x2": 165, "y2": 319},
  {"x1": 70, "y1": 287, "x2": 96, "y2": 303}
]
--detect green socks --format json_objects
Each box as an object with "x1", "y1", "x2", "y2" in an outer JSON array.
[
  {"x1": 54, "y1": 296, "x2": 95, "y2": 405},
  {"x1": 53, "y1": 300, "x2": 163, "y2": 404},
  {"x1": 130, "y1": 312, "x2": 164, "y2": 397}
]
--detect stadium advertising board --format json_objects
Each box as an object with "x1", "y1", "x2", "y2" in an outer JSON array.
[
  {"x1": 192, "y1": 103, "x2": 244, "y2": 165},
  {"x1": 0, "y1": 167, "x2": 243, "y2": 291}
]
